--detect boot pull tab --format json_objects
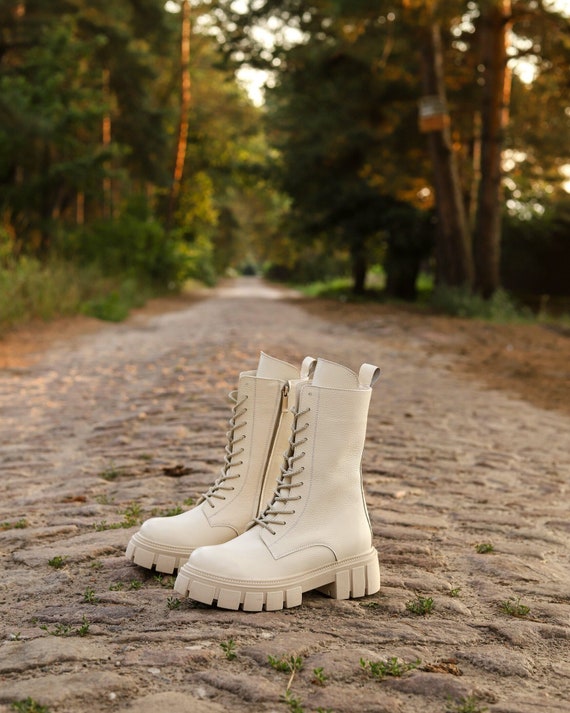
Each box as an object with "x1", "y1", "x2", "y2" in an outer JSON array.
[
  {"x1": 359, "y1": 363, "x2": 381, "y2": 388},
  {"x1": 300, "y1": 356, "x2": 317, "y2": 379}
]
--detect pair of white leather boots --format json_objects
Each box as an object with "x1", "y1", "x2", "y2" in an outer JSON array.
[{"x1": 126, "y1": 352, "x2": 381, "y2": 611}]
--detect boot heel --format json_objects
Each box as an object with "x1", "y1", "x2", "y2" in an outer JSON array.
[{"x1": 317, "y1": 553, "x2": 381, "y2": 600}]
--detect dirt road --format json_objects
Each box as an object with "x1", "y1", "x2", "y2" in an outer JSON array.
[{"x1": 1, "y1": 278, "x2": 568, "y2": 713}]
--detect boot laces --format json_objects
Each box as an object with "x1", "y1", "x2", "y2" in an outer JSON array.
[
  {"x1": 254, "y1": 406, "x2": 310, "y2": 535},
  {"x1": 199, "y1": 390, "x2": 248, "y2": 507}
]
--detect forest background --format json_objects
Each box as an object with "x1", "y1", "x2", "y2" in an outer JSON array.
[{"x1": 0, "y1": 0, "x2": 568, "y2": 332}]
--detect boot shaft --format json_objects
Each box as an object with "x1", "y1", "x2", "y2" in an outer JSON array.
[
  {"x1": 204, "y1": 354, "x2": 316, "y2": 526},
  {"x1": 258, "y1": 358, "x2": 380, "y2": 560}
]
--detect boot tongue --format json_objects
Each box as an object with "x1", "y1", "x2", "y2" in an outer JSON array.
[
  {"x1": 256, "y1": 351, "x2": 299, "y2": 380},
  {"x1": 312, "y1": 358, "x2": 359, "y2": 389}
]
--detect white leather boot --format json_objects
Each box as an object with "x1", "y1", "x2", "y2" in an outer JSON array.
[
  {"x1": 174, "y1": 357, "x2": 381, "y2": 610},
  {"x1": 126, "y1": 352, "x2": 316, "y2": 574}
]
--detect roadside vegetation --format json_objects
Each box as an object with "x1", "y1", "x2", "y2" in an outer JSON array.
[{"x1": 1, "y1": 2, "x2": 568, "y2": 336}]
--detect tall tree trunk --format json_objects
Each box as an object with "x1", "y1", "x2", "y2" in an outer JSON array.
[
  {"x1": 102, "y1": 68, "x2": 112, "y2": 219},
  {"x1": 350, "y1": 240, "x2": 367, "y2": 295},
  {"x1": 473, "y1": 0, "x2": 512, "y2": 298},
  {"x1": 419, "y1": 21, "x2": 473, "y2": 288},
  {"x1": 167, "y1": 0, "x2": 191, "y2": 229}
]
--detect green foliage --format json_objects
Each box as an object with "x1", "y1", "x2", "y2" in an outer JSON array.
[
  {"x1": 40, "y1": 616, "x2": 89, "y2": 637},
  {"x1": 311, "y1": 667, "x2": 328, "y2": 686},
  {"x1": 167, "y1": 597, "x2": 182, "y2": 610},
  {"x1": 83, "y1": 587, "x2": 98, "y2": 604},
  {"x1": 360, "y1": 656, "x2": 421, "y2": 679},
  {"x1": 94, "y1": 503, "x2": 143, "y2": 531},
  {"x1": 0, "y1": 518, "x2": 28, "y2": 531},
  {"x1": 80, "y1": 278, "x2": 148, "y2": 322},
  {"x1": 11, "y1": 698, "x2": 51, "y2": 713},
  {"x1": 405, "y1": 595, "x2": 434, "y2": 616},
  {"x1": 475, "y1": 543, "x2": 494, "y2": 554},
  {"x1": 500, "y1": 597, "x2": 531, "y2": 618},
  {"x1": 430, "y1": 286, "x2": 531, "y2": 322},
  {"x1": 67, "y1": 198, "x2": 186, "y2": 288},
  {"x1": 47, "y1": 556, "x2": 67, "y2": 569},
  {"x1": 268, "y1": 654, "x2": 304, "y2": 674},
  {"x1": 446, "y1": 695, "x2": 488, "y2": 713},
  {"x1": 220, "y1": 638, "x2": 237, "y2": 660},
  {"x1": 281, "y1": 689, "x2": 304, "y2": 713}
]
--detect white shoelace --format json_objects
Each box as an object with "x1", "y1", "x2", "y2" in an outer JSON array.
[
  {"x1": 254, "y1": 406, "x2": 310, "y2": 535},
  {"x1": 199, "y1": 390, "x2": 248, "y2": 507}
]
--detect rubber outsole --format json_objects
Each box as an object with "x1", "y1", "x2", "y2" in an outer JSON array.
[
  {"x1": 173, "y1": 548, "x2": 380, "y2": 611},
  {"x1": 125, "y1": 533, "x2": 192, "y2": 574}
]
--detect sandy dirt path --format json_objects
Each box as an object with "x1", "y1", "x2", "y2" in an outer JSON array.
[{"x1": 0, "y1": 277, "x2": 568, "y2": 713}]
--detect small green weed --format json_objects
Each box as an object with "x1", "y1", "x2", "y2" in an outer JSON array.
[
  {"x1": 446, "y1": 694, "x2": 488, "y2": 713},
  {"x1": 83, "y1": 587, "x2": 98, "y2": 604},
  {"x1": 281, "y1": 689, "x2": 304, "y2": 713},
  {"x1": 268, "y1": 653, "x2": 304, "y2": 674},
  {"x1": 220, "y1": 638, "x2": 237, "y2": 660},
  {"x1": 405, "y1": 595, "x2": 434, "y2": 616},
  {"x1": 449, "y1": 587, "x2": 461, "y2": 597},
  {"x1": 109, "y1": 582, "x2": 124, "y2": 591},
  {"x1": 94, "y1": 503, "x2": 143, "y2": 531},
  {"x1": 11, "y1": 697, "x2": 51, "y2": 713},
  {"x1": 9, "y1": 632, "x2": 22, "y2": 640},
  {"x1": 153, "y1": 574, "x2": 175, "y2": 588},
  {"x1": 268, "y1": 653, "x2": 304, "y2": 689},
  {"x1": 95, "y1": 494, "x2": 114, "y2": 505},
  {"x1": 167, "y1": 596, "x2": 181, "y2": 611},
  {"x1": 76, "y1": 617, "x2": 90, "y2": 636},
  {"x1": 360, "y1": 600, "x2": 380, "y2": 609},
  {"x1": 360, "y1": 656, "x2": 421, "y2": 679},
  {"x1": 40, "y1": 622, "x2": 72, "y2": 637},
  {"x1": 153, "y1": 505, "x2": 184, "y2": 517},
  {"x1": 183, "y1": 497, "x2": 195, "y2": 506},
  {"x1": 475, "y1": 543, "x2": 494, "y2": 554},
  {"x1": 500, "y1": 597, "x2": 530, "y2": 618},
  {"x1": 99, "y1": 466, "x2": 121, "y2": 481},
  {"x1": 311, "y1": 666, "x2": 328, "y2": 685},
  {"x1": 47, "y1": 556, "x2": 67, "y2": 569},
  {"x1": 1, "y1": 518, "x2": 28, "y2": 531},
  {"x1": 121, "y1": 503, "x2": 142, "y2": 527},
  {"x1": 90, "y1": 560, "x2": 103, "y2": 571},
  {"x1": 40, "y1": 617, "x2": 89, "y2": 637},
  {"x1": 128, "y1": 580, "x2": 142, "y2": 590}
]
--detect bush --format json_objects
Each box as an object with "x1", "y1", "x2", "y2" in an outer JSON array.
[
  {"x1": 0, "y1": 254, "x2": 164, "y2": 334},
  {"x1": 80, "y1": 278, "x2": 149, "y2": 322},
  {"x1": 66, "y1": 214, "x2": 182, "y2": 288},
  {"x1": 430, "y1": 285, "x2": 531, "y2": 321}
]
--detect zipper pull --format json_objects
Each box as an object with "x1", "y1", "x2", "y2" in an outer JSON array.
[{"x1": 282, "y1": 382, "x2": 290, "y2": 412}]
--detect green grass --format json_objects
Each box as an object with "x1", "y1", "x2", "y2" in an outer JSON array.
[
  {"x1": 0, "y1": 518, "x2": 28, "y2": 531},
  {"x1": 0, "y1": 258, "x2": 159, "y2": 336},
  {"x1": 360, "y1": 656, "x2": 421, "y2": 679},
  {"x1": 11, "y1": 698, "x2": 51, "y2": 713},
  {"x1": 429, "y1": 285, "x2": 533, "y2": 322},
  {"x1": 405, "y1": 595, "x2": 435, "y2": 616},
  {"x1": 500, "y1": 597, "x2": 531, "y2": 618},
  {"x1": 290, "y1": 272, "x2": 570, "y2": 325}
]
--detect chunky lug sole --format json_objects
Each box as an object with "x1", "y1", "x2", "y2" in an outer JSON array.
[
  {"x1": 173, "y1": 548, "x2": 380, "y2": 611},
  {"x1": 125, "y1": 532, "x2": 193, "y2": 574}
]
